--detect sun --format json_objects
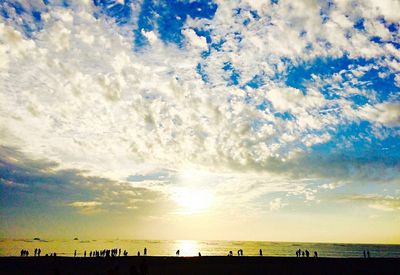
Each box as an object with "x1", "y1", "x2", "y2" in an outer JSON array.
[{"x1": 173, "y1": 188, "x2": 214, "y2": 213}]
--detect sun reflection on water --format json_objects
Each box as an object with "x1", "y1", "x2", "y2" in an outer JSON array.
[{"x1": 175, "y1": 240, "x2": 199, "y2": 256}]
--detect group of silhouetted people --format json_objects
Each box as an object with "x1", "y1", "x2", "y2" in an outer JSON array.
[
  {"x1": 296, "y1": 249, "x2": 318, "y2": 257},
  {"x1": 23, "y1": 247, "x2": 383, "y2": 259},
  {"x1": 20, "y1": 249, "x2": 58, "y2": 257},
  {"x1": 20, "y1": 249, "x2": 30, "y2": 256},
  {"x1": 20, "y1": 249, "x2": 46, "y2": 257},
  {"x1": 363, "y1": 250, "x2": 371, "y2": 258},
  {"x1": 227, "y1": 249, "x2": 245, "y2": 256},
  {"x1": 137, "y1": 247, "x2": 148, "y2": 256},
  {"x1": 34, "y1": 248, "x2": 42, "y2": 256},
  {"x1": 87, "y1": 248, "x2": 128, "y2": 257},
  {"x1": 226, "y1": 249, "x2": 244, "y2": 256}
]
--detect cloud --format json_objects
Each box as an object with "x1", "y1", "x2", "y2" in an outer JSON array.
[
  {"x1": 69, "y1": 201, "x2": 103, "y2": 214},
  {"x1": 141, "y1": 29, "x2": 158, "y2": 44},
  {"x1": 0, "y1": 145, "x2": 166, "y2": 215},
  {"x1": 269, "y1": 198, "x2": 287, "y2": 211},
  {"x1": 69, "y1": 201, "x2": 102, "y2": 207},
  {"x1": 342, "y1": 194, "x2": 400, "y2": 212},
  {"x1": 357, "y1": 103, "x2": 400, "y2": 126},
  {"x1": 183, "y1": 28, "x2": 208, "y2": 50},
  {"x1": 0, "y1": 0, "x2": 399, "y2": 218}
]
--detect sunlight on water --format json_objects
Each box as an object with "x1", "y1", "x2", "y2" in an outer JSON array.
[
  {"x1": 175, "y1": 240, "x2": 199, "y2": 256},
  {"x1": 1, "y1": 239, "x2": 400, "y2": 258}
]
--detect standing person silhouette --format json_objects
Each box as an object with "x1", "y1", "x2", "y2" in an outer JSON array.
[
  {"x1": 176, "y1": 250, "x2": 180, "y2": 256},
  {"x1": 144, "y1": 247, "x2": 147, "y2": 256},
  {"x1": 74, "y1": 250, "x2": 77, "y2": 257},
  {"x1": 259, "y1": 249, "x2": 263, "y2": 256}
]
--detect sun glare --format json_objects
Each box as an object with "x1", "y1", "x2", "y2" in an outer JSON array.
[
  {"x1": 174, "y1": 188, "x2": 214, "y2": 213},
  {"x1": 175, "y1": 240, "x2": 200, "y2": 256}
]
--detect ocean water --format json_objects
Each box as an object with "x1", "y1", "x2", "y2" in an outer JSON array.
[{"x1": 1, "y1": 239, "x2": 400, "y2": 258}]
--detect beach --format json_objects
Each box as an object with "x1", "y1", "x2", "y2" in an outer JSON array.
[{"x1": 1, "y1": 256, "x2": 400, "y2": 275}]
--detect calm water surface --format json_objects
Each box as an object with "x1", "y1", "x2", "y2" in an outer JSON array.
[{"x1": 1, "y1": 239, "x2": 400, "y2": 258}]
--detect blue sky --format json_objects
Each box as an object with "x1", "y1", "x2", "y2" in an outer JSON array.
[{"x1": 0, "y1": 0, "x2": 399, "y2": 242}]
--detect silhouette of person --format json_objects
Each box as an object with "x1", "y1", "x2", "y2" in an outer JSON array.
[
  {"x1": 367, "y1": 250, "x2": 370, "y2": 258},
  {"x1": 305, "y1": 250, "x2": 310, "y2": 257},
  {"x1": 84, "y1": 250, "x2": 86, "y2": 257},
  {"x1": 119, "y1": 248, "x2": 121, "y2": 256},
  {"x1": 38, "y1": 248, "x2": 41, "y2": 257},
  {"x1": 137, "y1": 251, "x2": 140, "y2": 256},
  {"x1": 314, "y1": 251, "x2": 318, "y2": 257},
  {"x1": 302, "y1": 251, "x2": 305, "y2": 257},
  {"x1": 259, "y1": 249, "x2": 263, "y2": 256},
  {"x1": 144, "y1": 247, "x2": 147, "y2": 256},
  {"x1": 34, "y1": 248, "x2": 37, "y2": 257},
  {"x1": 176, "y1": 250, "x2": 180, "y2": 256},
  {"x1": 198, "y1": 252, "x2": 201, "y2": 256},
  {"x1": 74, "y1": 250, "x2": 77, "y2": 257}
]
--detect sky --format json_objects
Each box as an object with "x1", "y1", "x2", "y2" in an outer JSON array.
[{"x1": 0, "y1": 0, "x2": 399, "y2": 244}]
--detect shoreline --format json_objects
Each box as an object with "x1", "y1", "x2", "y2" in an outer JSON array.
[{"x1": 1, "y1": 256, "x2": 399, "y2": 275}]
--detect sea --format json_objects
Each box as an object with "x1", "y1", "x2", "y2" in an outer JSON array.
[{"x1": 1, "y1": 239, "x2": 400, "y2": 258}]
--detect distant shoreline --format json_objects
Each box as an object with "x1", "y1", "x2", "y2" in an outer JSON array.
[{"x1": 1, "y1": 256, "x2": 400, "y2": 275}]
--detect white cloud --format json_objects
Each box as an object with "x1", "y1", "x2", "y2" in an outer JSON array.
[
  {"x1": 69, "y1": 201, "x2": 103, "y2": 214},
  {"x1": 343, "y1": 194, "x2": 400, "y2": 212},
  {"x1": 303, "y1": 133, "x2": 331, "y2": 147},
  {"x1": 395, "y1": 74, "x2": 400, "y2": 88},
  {"x1": 183, "y1": 28, "x2": 208, "y2": 50},
  {"x1": 269, "y1": 198, "x2": 287, "y2": 211},
  {"x1": 357, "y1": 103, "x2": 400, "y2": 126},
  {"x1": 141, "y1": 29, "x2": 158, "y2": 44},
  {"x1": 70, "y1": 201, "x2": 102, "y2": 208}
]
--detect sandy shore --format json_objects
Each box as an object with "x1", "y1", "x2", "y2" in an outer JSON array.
[{"x1": 1, "y1": 256, "x2": 399, "y2": 275}]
